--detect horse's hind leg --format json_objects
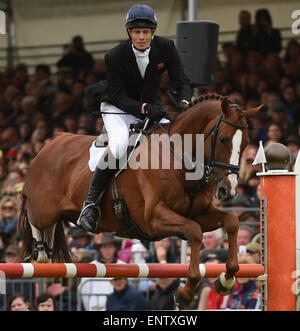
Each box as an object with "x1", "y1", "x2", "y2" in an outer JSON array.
[
  {"x1": 28, "y1": 222, "x2": 48, "y2": 263},
  {"x1": 44, "y1": 224, "x2": 57, "y2": 263}
]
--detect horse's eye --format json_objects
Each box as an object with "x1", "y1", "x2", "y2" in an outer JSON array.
[{"x1": 219, "y1": 136, "x2": 227, "y2": 143}]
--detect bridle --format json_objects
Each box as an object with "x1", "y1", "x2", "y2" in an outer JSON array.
[{"x1": 203, "y1": 109, "x2": 248, "y2": 183}]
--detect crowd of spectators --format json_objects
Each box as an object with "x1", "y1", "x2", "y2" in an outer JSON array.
[{"x1": 0, "y1": 7, "x2": 299, "y2": 311}]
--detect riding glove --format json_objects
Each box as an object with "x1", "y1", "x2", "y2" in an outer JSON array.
[{"x1": 144, "y1": 104, "x2": 165, "y2": 122}]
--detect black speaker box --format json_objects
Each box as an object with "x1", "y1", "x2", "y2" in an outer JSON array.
[{"x1": 176, "y1": 20, "x2": 219, "y2": 87}]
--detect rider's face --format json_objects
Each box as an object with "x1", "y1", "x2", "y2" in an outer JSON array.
[{"x1": 129, "y1": 28, "x2": 152, "y2": 51}]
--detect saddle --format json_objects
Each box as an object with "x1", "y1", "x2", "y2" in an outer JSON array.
[{"x1": 94, "y1": 122, "x2": 163, "y2": 242}]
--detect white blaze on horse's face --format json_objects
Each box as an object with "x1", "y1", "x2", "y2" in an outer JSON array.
[{"x1": 228, "y1": 129, "x2": 242, "y2": 197}]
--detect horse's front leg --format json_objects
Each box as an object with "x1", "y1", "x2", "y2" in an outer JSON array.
[
  {"x1": 197, "y1": 205, "x2": 239, "y2": 296},
  {"x1": 215, "y1": 211, "x2": 239, "y2": 295},
  {"x1": 149, "y1": 202, "x2": 203, "y2": 309}
]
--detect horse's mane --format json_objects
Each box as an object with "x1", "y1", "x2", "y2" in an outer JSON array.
[
  {"x1": 49, "y1": 132, "x2": 74, "y2": 141},
  {"x1": 187, "y1": 93, "x2": 224, "y2": 108}
]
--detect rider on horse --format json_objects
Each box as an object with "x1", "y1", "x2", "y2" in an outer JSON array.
[{"x1": 77, "y1": 3, "x2": 192, "y2": 233}]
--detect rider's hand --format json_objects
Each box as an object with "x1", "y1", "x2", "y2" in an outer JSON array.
[
  {"x1": 144, "y1": 104, "x2": 166, "y2": 122},
  {"x1": 177, "y1": 100, "x2": 190, "y2": 112}
]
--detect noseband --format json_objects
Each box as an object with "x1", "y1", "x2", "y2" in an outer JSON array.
[{"x1": 204, "y1": 112, "x2": 248, "y2": 183}]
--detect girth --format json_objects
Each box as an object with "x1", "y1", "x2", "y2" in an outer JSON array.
[{"x1": 111, "y1": 177, "x2": 163, "y2": 242}]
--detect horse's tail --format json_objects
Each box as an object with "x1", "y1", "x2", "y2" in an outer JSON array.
[
  {"x1": 52, "y1": 221, "x2": 74, "y2": 263},
  {"x1": 19, "y1": 191, "x2": 73, "y2": 263},
  {"x1": 19, "y1": 193, "x2": 33, "y2": 262}
]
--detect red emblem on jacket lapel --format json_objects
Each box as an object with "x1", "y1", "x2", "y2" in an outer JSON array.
[{"x1": 157, "y1": 62, "x2": 164, "y2": 70}]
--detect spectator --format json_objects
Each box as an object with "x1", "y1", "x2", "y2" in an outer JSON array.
[
  {"x1": 36, "y1": 292, "x2": 57, "y2": 311},
  {"x1": 265, "y1": 122, "x2": 284, "y2": 144},
  {"x1": 0, "y1": 227, "x2": 6, "y2": 262},
  {"x1": 57, "y1": 35, "x2": 94, "y2": 79},
  {"x1": 18, "y1": 121, "x2": 33, "y2": 143},
  {"x1": 149, "y1": 278, "x2": 180, "y2": 310},
  {"x1": 79, "y1": 234, "x2": 125, "y2": 311},
  {"x1": 281, "y1": 85, "x2": 300, "y2": 125},
  {"x1": 246, "y1": 242, "x2": 261, "y2": 264},
  {"x1": 271, "y1": 102, "x2": 296, "y2": 139},
  {"x1": 222, "y1": 42, "x2": 237, "y2": 68},
  {"x1": 236, "y1": 10, "x2": 254, "y2": 55},
  {"x1": 106, "y1": 277, "x2": 149, "y2": 311},
  {"x1": 248, "y1": 115, "x2": 267, "y2": 146},
  {"x1": 237, "y1": 225, "x2": 253, "y2": 248},
  {"x1": 146, "y1": 237, "x2": 178, "y2": 263},
  {"x1": 285, "y1": 134, "x2": 300, "y2": 168},
  {"x1": 226, "y1": 254, "x2": 260, "y2": 309},
  {"x1": 34, "y1": 64, "x2": 56, "y2": 95},
  {"x1": 199, "y1": 254, "x2": 228, "y2": 310},
  {"x1": 77, "y1": 112, "x2": 94, "y2": 133},
  {"x1": 202, "y1": 228, "x2": 224, "y2": 250},
  {"x1": 0, "y1": 244, "x2": 36, "y2": 311},
  {"x1": 239, "y1": 144, "x2": 259, "y2": 182},
  {"x1": 63, "y1": 115, "x2": 77, "y2": 133},
  {"x1": 13, "y1": 64, "x2": 29, "y2": 92},
  {"x1": 51, "y1": 91, "x2": 74, "y2": 126},
  {"x1": 16, "y1": 96, "x2": 44, "y2": 128},
  {"x1": 0, "y1": 163, "x2": 8, "y2": 193},
  {"x1": 1, "y1": 169, "x2": 24, "y2": 196},
  {"x1": 16, "y1": 142, "x2": 35, "y2": 163},
  {"x1": 7, "y1": 294, "x2": 32, "y2": 311},
  {"x1": 0, "y1": 196, "x2": 20, "y2": 243},
  {"x1": 1, "y1": 125, "x2": 22, "y2": 157},
  {"x1": 118, "y1": 239, "x2": 134, "y2": 263},
  {"x1": 225, "y1": 194, "x2": 253, "y2": 223},
  {"x1": 252, "y1": 8, "x2": 281, "y2": 56},
  {"x1": 284, "y1": 39, "x2": 300, "y2": 64},
  {"x1": 4, "y1": 244, "x2": 20, "y2": 263},
  {"x1": 67, "y1": 227, "x2": 92, "y2": 251}
]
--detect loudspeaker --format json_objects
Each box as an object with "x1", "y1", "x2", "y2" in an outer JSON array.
[{"x1": 176, "y1": 20, "x2": 219, "y2": 87}]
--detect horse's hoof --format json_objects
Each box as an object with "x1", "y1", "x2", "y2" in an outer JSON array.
[
  {"x1": 173, "y1": 288, "x2": 191, "y2": 310},
  {"x1": 215, "y1": 272, "x2": 235, "y2": 295}
]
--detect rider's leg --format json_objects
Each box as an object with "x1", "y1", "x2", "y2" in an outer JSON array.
[
  {"x1": 77, "y1": 147, "x2": 117, "y2": 232},
  {"x1": 77, "y1": 102, "x2": 137, "y2": 232}
]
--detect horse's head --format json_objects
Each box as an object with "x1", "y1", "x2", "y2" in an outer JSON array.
[{"x1": 204, "y1": 96, "x2": 262, "y2": 202}]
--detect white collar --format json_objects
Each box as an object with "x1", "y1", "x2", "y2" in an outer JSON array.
[{"x1": 132, "y1": 44, "x2": 151, "y2": 57}]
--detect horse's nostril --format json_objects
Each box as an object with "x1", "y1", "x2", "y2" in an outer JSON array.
[{"x1": 218, "y1": 187, "x2": 228, "y2": 201}]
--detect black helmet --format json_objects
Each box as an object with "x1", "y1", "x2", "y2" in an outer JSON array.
[
  {"x1": 125, "y1": 4, "x2": 157, "y2": 30},
  {"x1": 264, "y1": 143, "x2": 291, "y2": 170}
]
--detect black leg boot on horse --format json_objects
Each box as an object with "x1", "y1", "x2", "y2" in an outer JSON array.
[{"x1": 77, "y1": 148, "x2": 118, "y2": 232}]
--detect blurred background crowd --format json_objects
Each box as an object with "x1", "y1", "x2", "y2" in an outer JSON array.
[{"x1": 0, "y1": 8, "x2": 299, "y2": 311}]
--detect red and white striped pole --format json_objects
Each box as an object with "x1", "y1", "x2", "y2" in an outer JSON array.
[{"x1": 0, "y1": 263, "x2": 264, "y2": 279}]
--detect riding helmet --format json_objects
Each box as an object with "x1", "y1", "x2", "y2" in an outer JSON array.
[{"x1": 125, "y1": 4, "x2": 157, "y2": 30}]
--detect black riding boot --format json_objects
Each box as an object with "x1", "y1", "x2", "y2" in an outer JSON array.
[{"x1": 77, "y1": 149, "x2": 117, "y2": 232}]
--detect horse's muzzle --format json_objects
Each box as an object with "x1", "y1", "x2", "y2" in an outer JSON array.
[{"x1": 216, "y1": 186, "x2": 232, "y2": 202}]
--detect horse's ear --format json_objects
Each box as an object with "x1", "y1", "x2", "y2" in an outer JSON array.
[
  {"x1": 221, "y1": 96, "x2": 229, "y2": 114},
  {"x1": 244, "y1": 104, "x2": 264, "y2": 118}
]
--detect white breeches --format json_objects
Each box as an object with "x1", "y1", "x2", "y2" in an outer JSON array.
[{"x1": 101, "y1": 102, "x2": 169, "y2": 159}]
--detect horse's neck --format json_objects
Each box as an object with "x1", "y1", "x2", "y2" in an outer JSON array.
[{"x1": 171, "y1": 102, "x2": 220, "y2": 136}]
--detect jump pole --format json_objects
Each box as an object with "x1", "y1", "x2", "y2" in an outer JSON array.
[
  {"x1": 258, "y1": 151, "x2": 300, "y2": 311},
  {"x1": 0, "y1": 263, "x2": 264, "y2": 279}
]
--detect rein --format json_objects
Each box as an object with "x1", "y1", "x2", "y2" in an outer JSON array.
[{"x1": 147, "y1": 108, "x2": 248, "y2": 185}]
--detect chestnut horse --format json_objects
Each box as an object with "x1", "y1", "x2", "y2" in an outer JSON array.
[{"x1": 19, "y1": 94, "x2": 261, "y2": 308}]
